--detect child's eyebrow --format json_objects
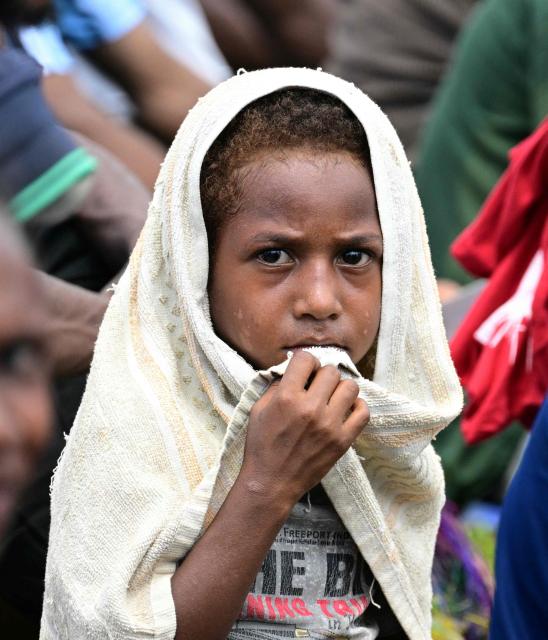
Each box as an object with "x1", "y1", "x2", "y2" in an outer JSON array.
[
  {"x1": 341, "y1": 233, "x2": 383, "y2": 245},
  {"x1": 244, "y1": 231, "x2": 383, "y2": 248},
  {"x1": 246, "y1": 232, "x2": 303, "y2": 245}
]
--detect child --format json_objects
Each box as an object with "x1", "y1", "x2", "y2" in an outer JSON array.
[{"x1": 40, "y1": 68, "x2": 462, "y2": 640}]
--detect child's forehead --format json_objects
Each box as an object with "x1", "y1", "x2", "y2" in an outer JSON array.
[
  {"x1": 219, "y1": 151, "x2": 381, "y2": 245},
  {"x1": 235, "y1": 149, "x2": 376, "y2": 213}
]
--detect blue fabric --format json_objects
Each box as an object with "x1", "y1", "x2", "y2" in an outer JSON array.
[
  {"x1": 0, "y1": 47, "x2": 76, "y2": 199},
  {"x1": 53, "y1": 0, "x2": 145, "y2": 50},
  {"x1": 17, "y1": 23, "x2": 74, "y2": 74},
  {"x1": 490, "y1": 395, "x2": 548, "y2": 639}
]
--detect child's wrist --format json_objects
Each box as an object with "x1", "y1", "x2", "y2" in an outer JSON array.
[{"x1": 235, "y1": 466, "x2": 299, "y2": 518}]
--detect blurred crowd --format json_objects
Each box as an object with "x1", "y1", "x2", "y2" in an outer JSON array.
[{"x1": 0, "y1": 1, "x2": 547, "y2": 639}]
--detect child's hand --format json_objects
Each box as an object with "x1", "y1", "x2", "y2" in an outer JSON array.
[{"x1": 240, "y1": 350, "x2": 370, "y2": 508}]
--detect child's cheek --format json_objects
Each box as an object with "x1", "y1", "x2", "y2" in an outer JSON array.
[{"x1": 229, "y1": 308, "x2": 265, "y2": 358}]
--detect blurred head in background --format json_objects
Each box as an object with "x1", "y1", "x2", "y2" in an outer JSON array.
[{"x1": 0, "y1": 214, "x2": 52, "y2": 537}]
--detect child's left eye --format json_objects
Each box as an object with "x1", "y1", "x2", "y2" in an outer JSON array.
[
  {"x1": 256, "y1": 249, "x2": 293, "y2": 265},
  {"x1": 337, "y1": 250, "x2": 372, "y2": 267}
]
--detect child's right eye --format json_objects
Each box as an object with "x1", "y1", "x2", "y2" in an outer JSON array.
[{"x1": 256, "y1": 249, "x2": 292, "y2": 265}]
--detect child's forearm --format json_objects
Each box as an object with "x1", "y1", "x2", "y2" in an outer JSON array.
[
  {"x1": 172, "y1": 352, "x2": 368, "y2": 639},
  {"x1": 171, "y1": 469, "x2": 294, "y2": 640}
]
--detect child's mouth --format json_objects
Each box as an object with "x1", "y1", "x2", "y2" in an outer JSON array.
[{"x1": 284, "y1": 343, "x2": 348, "y2": 352}]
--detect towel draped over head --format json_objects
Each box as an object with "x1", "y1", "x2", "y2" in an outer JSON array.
[{"x1": 40, "y1": 68, "x2": 462, "y2": 640}]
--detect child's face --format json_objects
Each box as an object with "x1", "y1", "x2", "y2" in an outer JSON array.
[{"x1": 208, "y1": 150, "x2": 382, "y2": 370}]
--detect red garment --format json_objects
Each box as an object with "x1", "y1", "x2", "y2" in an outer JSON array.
[{"x1": 450, "y1": 118, "x2": 548, "y2": 444}]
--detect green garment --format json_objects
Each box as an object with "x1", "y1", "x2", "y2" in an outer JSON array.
[
  {"x1": 415, "y1": 0, "x2": 548, "y2": 283},
  {"x1": 327, "y1": 0, "x2": 476, "y2": 161},
  {"x1": 9, "y1": 147, "x2": 97, "y2": 223},
  {"x1": 434, "y1": 420, "x2": 524, "y2": 505}
]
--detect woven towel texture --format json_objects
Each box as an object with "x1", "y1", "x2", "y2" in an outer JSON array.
[{"x1": 40, "y1": 68, "x2": 462, "y2": 640}]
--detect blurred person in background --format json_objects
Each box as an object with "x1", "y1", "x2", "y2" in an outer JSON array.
[
  {"x1": 0, "y1": 215, "x2": 52, "y2": 540},
  {"x1": 0, "y1": 33, "x2": 147, "y2": 372},
  {"x1": 411, "y1": 0, "x2": 548, "y2": 510},
  {"x1": 0, "y1": 34, "x2": 105, "y2": 375},
  {"x1": 0, "y1": 215, "x2": 53, "y2": 635},
  {"x1": 1, "y1": 0, "x2": 165, "y2": 188},
  {"x1": 326, "y1": 0, "x2": 478, "y2": 163},
  {"x1": 0, "y1": 27, "x2": 149, "y2": 637},
  {"x1": 49, "y1": 0, "x2": 210, "y2": 143},
  {"x1": 414, "y1": 0, "x2": 548, "y2": 285},
  {"x1": 200, "y1": 0, "x2": 335, "y2": 71},
  {"x1": 489, "y1": 396, "x2": 548, "y2": 639},
  {"x1": 447, "y1": 119, "x2": 548, "y2": 640},
  {"x1": 139, "y1": 0, "x2": 231, "y2": 86},
  {"x1": 3, "y1": 0, "x2": 213, "y2": 188}
]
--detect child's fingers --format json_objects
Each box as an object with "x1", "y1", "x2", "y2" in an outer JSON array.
[
  {"x1": 341, "y1": 398, "x2": 370, "y2": 443},
  {"x1": 327, "y1": 378, "x2": 360, "y2": 416},
  {"x1": 305, "y1": 364, "x2": 342, "y2": 403},
  {"x1": 279, "y1": 350, "x2": 320, "y2": 390}
]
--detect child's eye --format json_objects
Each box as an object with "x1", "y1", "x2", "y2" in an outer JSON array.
[
  {"x1": 256, "y1": 249, "x2": 293, "y2": 265},
  {"x1": 337, "y1": 250, "x2": 372, "y2": 267}
]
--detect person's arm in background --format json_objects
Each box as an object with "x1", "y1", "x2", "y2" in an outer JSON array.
[
  {"x1": 0, "y1": 32, "x2": 149, "y2": 375},
  {"x1": 200, "y1": 0, "x2": 335, "y2": 70},
  {"x1": 34, "y1": 271, "x2": 109, "y2": 377},
  {"x1": 42, "y1": 72, "x2": 164, "y2": 189},
  {"x1": 88, "y1": 22, "x2": 210, "y2": 143},
  {"x1": 68, "y1": 131, "x2": 149, "y2": 263},
  {"x1": 245, "y1": 0, "x2": 336, "y2": 66},
  {"x1": 199, "y1": 0, "x2": 279, "y2": 69},
  {"x1": 27, "y1": 132, "x2": 150, "y2": 377}
]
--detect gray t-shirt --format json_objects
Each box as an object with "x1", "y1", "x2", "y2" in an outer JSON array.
[{"x1": 229, "y1": 488, "x2": 379, "y2": 639}]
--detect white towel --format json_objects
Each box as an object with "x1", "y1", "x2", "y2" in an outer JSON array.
[{"x1": 41, "y1": 67, "x2": 462, "y2": 640}]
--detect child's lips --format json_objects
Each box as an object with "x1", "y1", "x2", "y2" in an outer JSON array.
[{"x1": 284, "y1": 342, "x2": 348, "y2": 352}]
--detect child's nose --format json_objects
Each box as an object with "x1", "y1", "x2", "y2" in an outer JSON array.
[{"x1": 293, "y1": 264, "x2": 343, "y2": 321}]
